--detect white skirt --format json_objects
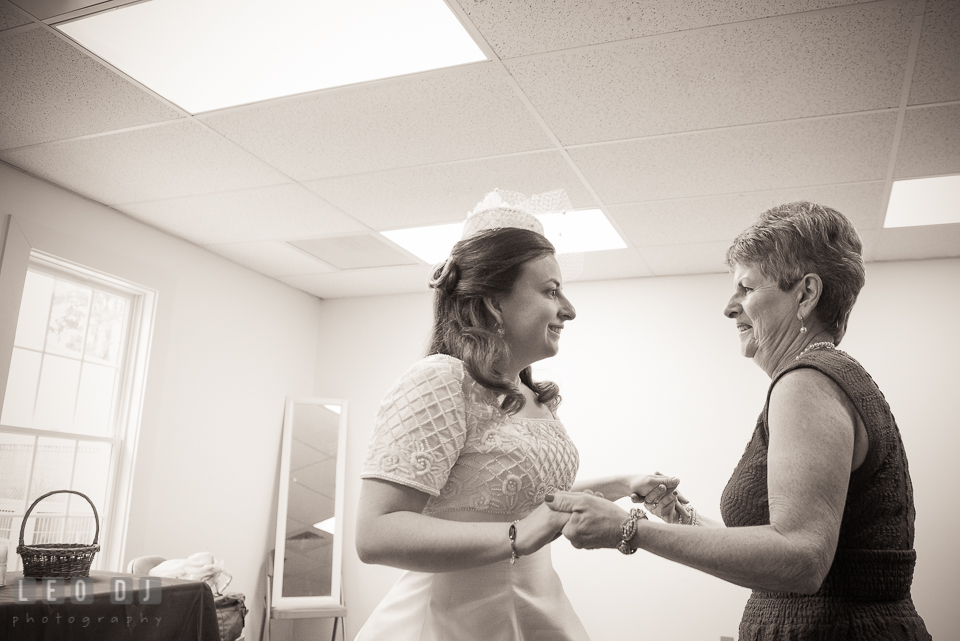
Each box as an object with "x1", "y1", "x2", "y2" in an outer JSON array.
[{"x1": 356, "y1": 545, "x2": 590, "y2": 641}]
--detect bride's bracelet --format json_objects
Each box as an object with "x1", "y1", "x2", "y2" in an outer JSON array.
[{"x1": 679, "y1": 505, "x2": 700, "y2": 526}]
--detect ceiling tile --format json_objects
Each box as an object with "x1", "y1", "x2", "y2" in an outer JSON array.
[
  {"x1": 894, "y1": 104, "x2": 960, "y2": 179},
  {"x1": 290, "y1": 234, "x2": 418, "y2": 270},
  {"x1": 205, "y1": 241, "x2": 338, "y2": 278},
  {"x1": 118, "y1": 183, "x2": 366, "y2": 245},
  {"x1": 280, "y1": 264, "x2": 434, "y2": 299},
  {"x1": 576, "y1": 248, "x2": 653, "y2": 282},
  {"x1": 639, "y1": 240, "x2": 731, "y2": 276},
  {"x1": 0, "y1": 2, "x2": 31, "y2": 30},
  {"x1": 505, "y1": 2, "x2": 912, "y2": 145},
  {"x1": 570, "y1": 113, "x2": 896, "y2": 204},
  {"x1": 0, "y1": 120, "x2": 291, "y2": 204},
  {"x1": 874, "y1": 223, "x2": 960, "y2": 261},
  {"x1": 458, "y1": 0, "x2": 872, "y2": 59},
  {"x1": 612, "y1": 182, "x2": 886, "y2": 247},
  {"x1": 0, "y1": 26, "x2": 184, "y2": 150},
  {"x1": 199, "y1": 63, "x2": 554, "y2": 181},
  {"x1": 908, "y1": 0, "x2": 960, "y2": 105},
  {"x1": 304, "y1": 151, "x2": 595, "y2": 230}
]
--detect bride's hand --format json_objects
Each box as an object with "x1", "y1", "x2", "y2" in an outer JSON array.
[
  {"x1": 515, "y1": 503, "x2": 571, "y2": 555},
  {"x1": 628, "y1": 472, "x2": 680, "y2": 518},
  {"x1": 653, "y1": 494, "x2": 687, "y2": 523},
  {"x1": 639, "y1": 487, "x2": 691, "y2": 523}
]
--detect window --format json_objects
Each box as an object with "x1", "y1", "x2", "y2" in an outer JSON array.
[{"x1": 0, "y1": 251, "x2": 155, "y2": 572}]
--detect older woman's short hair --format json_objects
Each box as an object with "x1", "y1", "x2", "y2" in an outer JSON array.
[{"x1": 725, "y1": 201, "x2": 865, "y2": 344}]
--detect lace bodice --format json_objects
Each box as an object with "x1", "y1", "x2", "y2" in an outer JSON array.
[{"x1": 361, "y1": 354, "x2": 579, "y2": 515}]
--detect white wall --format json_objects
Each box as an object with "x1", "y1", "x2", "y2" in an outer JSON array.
[
  {"x1": 5, "y1": 158, "x2": 952, "y2": 640},
  {"x1": 0, "y1": 163, "x2": 325, "y2": 639},
  {"x1": 322, "y1": 258, "x2": 959, "y2": 641}
]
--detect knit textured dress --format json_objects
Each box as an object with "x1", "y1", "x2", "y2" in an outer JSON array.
[{"x1": 720, "y1": 348, "x2": 931, "y2": 640}]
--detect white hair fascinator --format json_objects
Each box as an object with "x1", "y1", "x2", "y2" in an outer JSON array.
[
  {"x1": 461, "y1": 188, "x2": 583, "y2": 279},
  {"x1": 462, "y1": 189, "x2": 570, "y2": 239}
]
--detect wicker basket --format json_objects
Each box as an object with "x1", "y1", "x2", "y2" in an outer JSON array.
[{"x1": 17, "y1": 490, "x2": 100, "y2": 578}]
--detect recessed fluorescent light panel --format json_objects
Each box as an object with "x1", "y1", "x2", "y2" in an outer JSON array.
[
  {"x1": 313, "y1": 517, "x2": 335, "y2": 534},
  {"x1": 381, "y1": 222, "x2": 464, "y2": 265},
  {"x1": 382, "y1": 210, "x2": 627, "y2": 264},
  {"x1": 884, "y1": 175, "x2": 960, "y2": 228},
  {"x1": 57, "y1": 0, "x2": 486, "y2": 114},
  {"x1": 538, "y1": 210, "x2": 627, "y2": 254}
]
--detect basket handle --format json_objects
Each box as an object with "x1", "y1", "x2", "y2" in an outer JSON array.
[{"x1": 18, "y1": 490, "x2": 100, "y2": 548}]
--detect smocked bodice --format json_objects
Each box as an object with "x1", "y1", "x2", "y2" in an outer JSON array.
[{"x1": 361, "y1": 354, "x2": 579, "y2": 515}]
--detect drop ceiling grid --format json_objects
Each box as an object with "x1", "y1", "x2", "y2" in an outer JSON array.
[
  {"x1": 441, "y1": 0, "x2": 624, "y2": 257},
  {"x1": 117, "y1": 182, "x2": 370, "y2": 245},
  {"x1": 453, "y1": 0, "x2": 879, "y2": 59},
  {"x1": 907, "y1": 0, "x2": 960, "y2": 105},
  {"x1": 0, "y1": 25, "x2": 185, "y2": 150},
  {"x1": 577, "y1": 248, "x2": 654, "y2": 281},
  {"x1": 609, "y1": 182, "x2": 887, "y2": 249},
  {"x1": 0, "y1": 119, "x2": 294, "y2": 204},
  {"x1": 567, "y1": 112, "x2": 899, "y2": 205},
  {"x1": 639, "y1": 240, "x2": 733, "y2": 276},
  {"x1": 893, "y1": 103, "x2": 960, "y2": 178},
  {"x1": 303, "y1": 151, "x2": 598, "y2": 230},
  {"x1": 279, "y1": 264, "x2": 436, "y2": 300},
  {"x1": 502, "y1": 2, "x2": 915, "y2": 147},
  {"x1": 197, "y1": 62, "x2": 558, "y2": 182},
  {"x1": 0, "y1": 1, "x2": 32, "y2": 30},
  {"x1": 441, "y1": 0, "x2": 654, "y2": 271},
  {"x1": 0, "y1": 0, "x2": 953, "y2": 300},
  {"x1": 875, "y1": 224, "x2": 960, "y2": 261},
  {"x1": 205, "y1": 241, "x2": 338, "y2": 279}
]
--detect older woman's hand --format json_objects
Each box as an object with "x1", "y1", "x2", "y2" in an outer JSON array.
[
  {"x1": 516, "y1": 502, "x2": 572, "y2": 554},
  {"x1": 544, "y1": 491, "x2": 629, "y2": 550}
]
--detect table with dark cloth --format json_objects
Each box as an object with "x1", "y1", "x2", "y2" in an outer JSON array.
[{"x1": 0, "y1": 571, "x2": 221, "y2": 641}]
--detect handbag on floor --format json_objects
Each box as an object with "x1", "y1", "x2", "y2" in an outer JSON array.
[{"x1": 215, "y1": 592, "x2": 248, "y2": 641}]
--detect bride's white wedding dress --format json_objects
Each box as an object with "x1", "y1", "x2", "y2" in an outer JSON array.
[{"x1": 357, "y1": 354, "x2": 589, "y2": 641}]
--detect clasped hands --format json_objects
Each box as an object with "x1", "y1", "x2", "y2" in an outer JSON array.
[{"x1": 545, "y1": 474, "x2": 685, "y2": 551}]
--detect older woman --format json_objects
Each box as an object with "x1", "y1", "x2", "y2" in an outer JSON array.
[{"x1": 547, "y1": 202, "x2": 931, "y2": 640}]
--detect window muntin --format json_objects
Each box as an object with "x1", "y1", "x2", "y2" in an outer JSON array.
[{"x1": 1, "y1": 255, "x2": 147, "y2": 572}]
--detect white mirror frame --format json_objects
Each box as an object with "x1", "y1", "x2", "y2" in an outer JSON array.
[{"x1": 272, "y1": 396, "x2": 349, "y2": 612}]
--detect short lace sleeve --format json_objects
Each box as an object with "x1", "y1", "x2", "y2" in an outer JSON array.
[{"x1": 361, "y1": 355, "x2": 469, "y2": 496}]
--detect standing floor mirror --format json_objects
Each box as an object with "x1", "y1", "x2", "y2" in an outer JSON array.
[{"x1": 271, "y1": 397, "x2": 348, "y2": 622}]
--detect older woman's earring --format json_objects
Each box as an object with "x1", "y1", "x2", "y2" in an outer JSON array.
[
  {"x1": 798, "y1": 313, "x2": 807, "y2": 334},
  {"x1": 496, "y1": 323, "x2": 505, "y2": 338}
]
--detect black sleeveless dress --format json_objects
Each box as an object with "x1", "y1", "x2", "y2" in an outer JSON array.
[{"x1": 720, "y1": 349, "x2": 931, "y2": 640}]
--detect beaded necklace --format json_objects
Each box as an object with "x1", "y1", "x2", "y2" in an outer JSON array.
[{"x1": 796, "y1": 341, "x2": 836, "y2": 360}]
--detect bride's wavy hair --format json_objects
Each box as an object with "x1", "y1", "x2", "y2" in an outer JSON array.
[{"x1": 428, "y1": 227, "x2": 561, "y2": 415}]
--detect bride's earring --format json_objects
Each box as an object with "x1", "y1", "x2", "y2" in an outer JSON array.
[
  {"x1": 798, "y1": 312, "x2": 807, "y2": 334},
  {"x1": 496, "y1": 322, "x2": 505, "y2": 338}
]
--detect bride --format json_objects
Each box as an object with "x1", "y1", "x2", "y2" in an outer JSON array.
[{"x1": 355, "y1": 189, "x2": 678, "y2": 640}]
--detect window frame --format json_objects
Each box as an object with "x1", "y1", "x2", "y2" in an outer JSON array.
[{"x1": 0, "y1": 215, "x2": 157, "y2": 572}]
